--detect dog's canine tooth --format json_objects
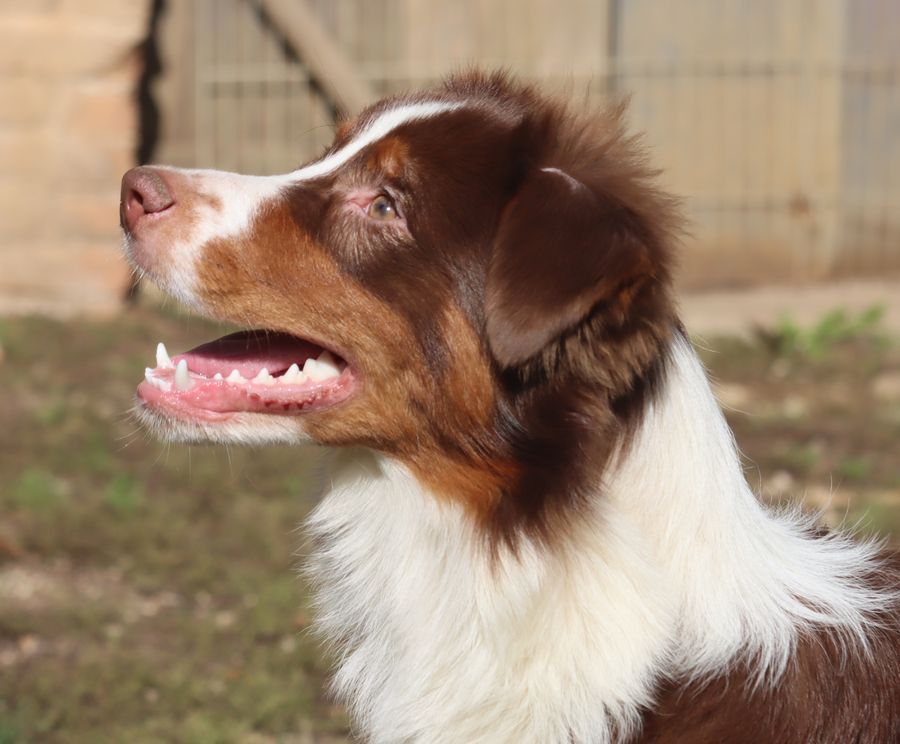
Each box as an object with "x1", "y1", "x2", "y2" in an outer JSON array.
[
  {"x1": 156, "y1": 342, "x2": 174, "y2": 369},
  {"x1": 174, "y1": 359, "x2": 193, "y2": 391}
]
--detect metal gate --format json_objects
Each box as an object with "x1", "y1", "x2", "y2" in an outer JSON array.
[{"x1": 153, "y1": 0, "x2": 900, "y2": 285}]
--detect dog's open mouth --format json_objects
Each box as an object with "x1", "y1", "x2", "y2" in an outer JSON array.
[{"x1": 137, "y1": 330, "x2": 356, "y2": 421}]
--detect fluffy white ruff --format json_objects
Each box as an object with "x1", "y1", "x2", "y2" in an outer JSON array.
[{"x1": 304, "y1": 336, "x2": 888, "y2": 743}]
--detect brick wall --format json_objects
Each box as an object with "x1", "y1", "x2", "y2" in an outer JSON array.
[{"x1": 0, "y1": 0, "x2": 150, "y2": 316}]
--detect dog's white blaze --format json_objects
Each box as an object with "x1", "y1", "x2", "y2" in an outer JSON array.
[
  {"x1": 305, "y1": 335, "x2": 887, "y2": 743},
  {"x1": 289, "y1": 101, "x2": 462, "y2": 182},
  {"x1": 148, "y1": 101, "x2": 462, "y2": 312}
]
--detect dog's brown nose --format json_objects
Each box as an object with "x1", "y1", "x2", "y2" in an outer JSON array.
[{"x1": 120, "y1": 166, "x2": 175, "y2": 233}]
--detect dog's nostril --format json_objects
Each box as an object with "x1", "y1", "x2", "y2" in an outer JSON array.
[{"x1": 120, "y1": 166, "x2": 175, "y2": 232}]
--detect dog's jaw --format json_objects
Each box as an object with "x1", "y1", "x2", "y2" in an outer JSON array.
[{"x1": 132, "y1": 402, "x2": 313, "y2": 446}]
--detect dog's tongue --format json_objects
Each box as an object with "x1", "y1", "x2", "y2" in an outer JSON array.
[{"x1": 173, "y1": 330, "x2": 322, "y2": 379}]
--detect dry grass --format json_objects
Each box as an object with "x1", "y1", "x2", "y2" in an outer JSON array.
[{"x1": 0, "y1": 306, "x2": 897, "y2": 742}]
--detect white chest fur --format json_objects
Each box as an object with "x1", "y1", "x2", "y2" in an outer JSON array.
[{"x1": 303, "y1": 338, "x2": 885, "y2": 744}]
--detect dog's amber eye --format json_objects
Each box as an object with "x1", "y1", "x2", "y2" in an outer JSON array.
[{"x1": 366, "y1": 195, "x2": 398, "y2": 221}]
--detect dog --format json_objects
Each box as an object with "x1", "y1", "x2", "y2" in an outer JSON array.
[{"x1": 120, "y1": 71, "x2": 899, "y2": 743}]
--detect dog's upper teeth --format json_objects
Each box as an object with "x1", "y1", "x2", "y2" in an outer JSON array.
[
  {"x1": 252, "y1": 368, "x2": 275, "y2": 385},
  {"x1": 156, "y1": 342, "x2": 174, "y2": 369},
  {"x1": 174, "y1": 359, "x2": 194, "y2": 391},
  {"x1": 226, "y1": 369, "x2": 245, "y2": 384}
]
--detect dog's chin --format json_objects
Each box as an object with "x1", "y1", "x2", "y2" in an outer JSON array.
[{"x1": 133, "y1": 401, "x2": 312, "y2": 446}]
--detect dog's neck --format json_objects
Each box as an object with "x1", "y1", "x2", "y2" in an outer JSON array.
[{"x1": 304, "y1": 335, "x2": 883, "y2": 743}]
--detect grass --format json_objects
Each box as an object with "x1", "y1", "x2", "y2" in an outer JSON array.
[
  {"x1": 0, "y1": 306, "x2": 898, "y2": 741},
  {"x1": 760, "y1": 304, "x2": 888, "y2": 360},
  {"x1": 0, "y1": 309, "x2": 346, "y2": 742}
]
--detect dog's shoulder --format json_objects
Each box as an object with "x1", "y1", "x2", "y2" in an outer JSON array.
[{"x1": 639, "y1": 549, "x2": 900, "y2": 744}]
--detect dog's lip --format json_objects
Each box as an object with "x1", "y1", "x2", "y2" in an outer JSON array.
[
  {"x1": 136, "y1": 372, "x2": 357, "y2": 420},
  {"x1": 136, "y1": 329, "x2": 359, "y2": 419}
]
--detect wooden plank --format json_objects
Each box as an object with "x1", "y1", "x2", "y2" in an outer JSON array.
[{"x1": 255, "y1": 0, "x2": 376, "y2": 115}]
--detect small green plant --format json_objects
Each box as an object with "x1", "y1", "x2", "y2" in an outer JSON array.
[
  {"x1": 0, "y1": 717, "x2": 18, "y2": 744},
  {"x1": 837, "y1": 457, "x2": 870, "y2": 482},
  {"x1": 103, "y1": 473, "x2": 144, "y2": 514},
  {"x1": 0, "y1": 727, "x2": 17, "y2": 744},
  {"x1": 10, "y1": 470, "x2": 63, "y2": 512},
  {"x1": 768, "y1": 304, "x2": 886, "y2": 360},
  {"x1": 779, "y1": 443, "x2": 822, "y2": 476}
]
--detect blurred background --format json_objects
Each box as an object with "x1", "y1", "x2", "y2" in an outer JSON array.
[{"x1": 0, "y1": 1, "x2": 898, "y2": 741}]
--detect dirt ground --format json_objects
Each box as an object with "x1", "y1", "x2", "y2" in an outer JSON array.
[{"x1": 0, "y1": 293, "x2": 897, "y2": 742}]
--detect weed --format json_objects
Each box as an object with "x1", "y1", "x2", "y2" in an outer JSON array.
[
  {"x1": 10, "y1": 470, "x2": 64, "y2": 512},
  {"x1": 765, "y1": 304, "x2": 887, "y2": 360},
  {"x1": 0, "y1": 718, "x2": 18, "y2": 744},
  {"x1": 34, "y1": 400, "x2": 66, "y2": 426},
  {"x1": 777, "y1": 443, "x2": 823, "y2": 476},
  {"x1": 837, "y1": 458, "x2": 871, "y2": 482},
  {"x1": 104, "y1": 473, "x2": 144, "y2": 514}
]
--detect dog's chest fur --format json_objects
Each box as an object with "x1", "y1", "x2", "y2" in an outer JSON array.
[
  {"x1": 304, "y1": 338, "x2": 894, "y2": 744},
  {"x1": 306, "y1": 448, "x2": 671, "y2": 743}
]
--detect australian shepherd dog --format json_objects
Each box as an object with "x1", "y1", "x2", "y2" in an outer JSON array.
[{"x1": 120, "y1": 72, "x2": 899, "y2": 743}]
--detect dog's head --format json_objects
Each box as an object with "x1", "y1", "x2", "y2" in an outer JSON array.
[{"x1": 122, "y1": 72, "x2": 680, "y2": 540}]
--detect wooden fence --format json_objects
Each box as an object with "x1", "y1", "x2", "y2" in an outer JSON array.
[{"x1": 152, "y1": 0, "x2": 900, "y2": 287}]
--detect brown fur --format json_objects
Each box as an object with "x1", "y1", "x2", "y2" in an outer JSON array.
[
  {"x1": 129, "y1": 70, "x2": 900, "y2": 741},
  {"x1": 639, "y1": 553, "x2": 900, "y2": 743},
  {"x1": 191, "y1": 72, "x2": 682, "y2": 547}
]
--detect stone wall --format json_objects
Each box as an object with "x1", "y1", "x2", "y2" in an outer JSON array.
[{"x1": 0, "y1": 0, "x2": 150, "y2": 316}]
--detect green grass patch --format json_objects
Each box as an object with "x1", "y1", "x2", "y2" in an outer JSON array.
[
  {"x1": 0, "y1": 310, "x2": 345, "y2": 741},
  {"x1": 10, "y1": 469, "x2": 65, "y2": 512},
  {"x1": 764, "y1": 304, "x2": 888, "y2": 361}
]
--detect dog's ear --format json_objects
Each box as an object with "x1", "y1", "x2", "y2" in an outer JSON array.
[{"x1": 485, "y1": 166, "x2": 656, "y2": 367}]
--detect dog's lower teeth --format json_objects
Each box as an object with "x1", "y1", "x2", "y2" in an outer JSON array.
[
  {"x1": 304, "y1": 354, "x2": 340, "y2": 382},
  {"x1": 142, "y1": 341, "x2": 345, "y2": 396},
  {"x1": 281, "y1": 363, "x2": 302, "y2": 384},
  {"x1": 252, "y1": 368, "x2": 276, "y2": 385},
  {"x1": 312, "y1": 351, "x2": 341, "y2": 380},
  {"x1": 174, "y1": 359, "x2": 194, "y2": 391}
]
